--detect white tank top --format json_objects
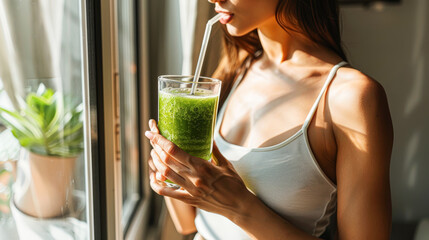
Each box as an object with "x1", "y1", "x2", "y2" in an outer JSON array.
[{"x1": 194, "y1": 61, "x2": 348, "y2": 239}]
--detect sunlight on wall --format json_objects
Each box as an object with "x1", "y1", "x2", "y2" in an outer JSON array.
[
  {"x1": 403, "y1": 132, "x2": 419, "y2": 172},
  {"x1": 411, "y1": 0, "x2": 426, "y2": 61},
  {"x1": 342, "y1": 0, "x2": 429, "y2": 222},
  {"x1": 404, "y1": 58, "x2": 424, "y2": 115},
  {"x1": 405, "y1": 0, "x2": 426, "y2": 115},
  {"x1": 407, "y1": 163, "x2": 417, "y2": 190}
]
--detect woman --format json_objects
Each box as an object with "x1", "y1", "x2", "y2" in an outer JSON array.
[{"x1": 145, "y1": 0, "x2": 393, "y2": 239}]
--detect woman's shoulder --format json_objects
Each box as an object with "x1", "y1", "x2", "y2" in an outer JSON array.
[
  {"x1": 331, "y1": 66, "x2": 386, "y2": 97},
  {"x1": 328, "y1": 66, "x2": 391, "y2": 129}
]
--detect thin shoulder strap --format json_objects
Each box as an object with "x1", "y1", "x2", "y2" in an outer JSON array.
[{"x1": 302, "y1": 61, "x2": 348, "y2": 129}]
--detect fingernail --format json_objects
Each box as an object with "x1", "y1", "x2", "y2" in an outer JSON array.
[
  {"x1": 145, "y1": 131, "x2": 154, "y2": 139},
  {"x1": 156, "y1": 172, "x2": 163, "y2": 181},
  {"x1": 149, "y1": 119, "x2": 154, "y2": 129}
]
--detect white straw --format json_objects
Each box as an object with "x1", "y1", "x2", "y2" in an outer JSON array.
[{"x1": 190, "y1": 13, "x2": 222, "y2": 95}]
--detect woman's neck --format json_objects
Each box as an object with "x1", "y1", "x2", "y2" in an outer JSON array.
[{"x1": 257, "y1": 19, "x2": 338, "y2": 66}]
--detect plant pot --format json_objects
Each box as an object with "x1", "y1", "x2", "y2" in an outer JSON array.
[
  {"x1": 13, "y1": 150, "x2": 76, "y2": 218},
  {"x1": 10, "y1": 190, "x2": 87, "y2": 240}
]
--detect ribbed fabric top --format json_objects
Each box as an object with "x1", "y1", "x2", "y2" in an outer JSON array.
[{"x1": 195, "y1": 61, "x2": 348, "y2": 239}]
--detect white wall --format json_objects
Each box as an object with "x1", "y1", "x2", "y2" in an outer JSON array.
[{"x1": 341, "y1": 0, "x2": 429, "y2": 222}]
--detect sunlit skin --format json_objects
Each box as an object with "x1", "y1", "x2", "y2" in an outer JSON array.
[{"x1": 145, "y1": 0, "x2": 393, "y2": 239}]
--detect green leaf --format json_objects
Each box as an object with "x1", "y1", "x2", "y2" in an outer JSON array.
[
  {"x1": 17, "y1": 135, "x2": 43, "y2": 148},
  {"x1": 0, "y1": 86, "x2": 84, "y2": 158},
  {"x1": 46, "y1": 109, "x2": 83, "y2": 141},
  {"x1": 44, "y1": 100, "x2": 57, "y2": 126},
  {"x1": 41, "y1": 88, "x2": 55, "y2": 100},
  {"x1": 48, "y1": 131, "x2": 83, "y2": 152},
  {"x1": 24, "y1": 108, "x2": 44, "y2": 128},
  {"x1": 0, "y1": 108, "x2": 39, "y2": 139},
  {"x1": 46, "y1": 95, "x2": 64, "y2": 133}
]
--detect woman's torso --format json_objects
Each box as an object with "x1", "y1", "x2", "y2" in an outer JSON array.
[
  {"x1": 220, "y1": 56, "x2": 341, "y2": 183},
  {"x1": 195, "y1": 57, "x2": 348, "y2": 239}
]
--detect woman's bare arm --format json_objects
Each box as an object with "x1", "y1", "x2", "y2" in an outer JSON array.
[
  {"x1": 330, "y1": 73, "x2": 393, "y2": 239},
  {"x1": 164, "y1": 197, "x2": 197, "y2": 235}
]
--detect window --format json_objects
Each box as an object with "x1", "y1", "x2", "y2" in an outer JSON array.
[
  {"x1": 0, "y1": 0, "x2": 90, "y2": 238},
  {"x1": 0, "y1": 0, "x2": 151, "y2": 239}
]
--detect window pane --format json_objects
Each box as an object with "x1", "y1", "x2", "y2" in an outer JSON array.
[
  {"x1": 117, "y1": 0, "x2": 142, "y2": 232},
  {"x1": 0, "y1": 0, "x2": 90, "y2": 239}
]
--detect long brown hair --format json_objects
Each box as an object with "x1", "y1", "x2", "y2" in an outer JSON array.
[{"x1": 213, "y1": 0, "x2": 347, "y2": 107}]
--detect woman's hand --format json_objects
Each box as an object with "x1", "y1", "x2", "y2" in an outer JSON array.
[
  {"x1": 146, "y1": 119, "x2": 323, "y2": 239},
  {"x1": 145, "y1": 119, "x2": 255, "y2": 221}
]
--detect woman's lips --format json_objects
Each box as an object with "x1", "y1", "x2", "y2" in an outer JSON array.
[{"x1": 219, "y1": 13, "x2": 233, "y2": 24}]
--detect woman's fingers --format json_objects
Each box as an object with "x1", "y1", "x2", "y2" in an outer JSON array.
[
  {"x1": 148, "y1": 155, "x2": 157, "y2": 171},
  {"x1": 148, "y1": 153, "x2": 166, "y2": 182},
  {"x1": 148, "y1": 135, "x2": 191, "y2": 180},
  {"x1": 147, "y1": 119, "x2": 204, "y2": 199},
  {"x1": 152, "y1": 143, "x2": 190, "y2": 170},
  {"x1": 151, "y1": 146, "x2": 216, "y2": 198},
  {"x1": 147, "y1": 119, "x2": 193, "y2": 187},
  {"x1": 149, "y1": 119, "x2": 159, "y2": 133},
  {"x1": 150, "y1": 180, "x2": 200, "y2": 206},
  {"x1": 150, "y1": 149, "x2": 188, "y2": 186},
  {"x1": 148, "y1": 163, "x2": 203, "y2": 206},
  {"x1": 145, "y1": 131, "x2": 192, "y2": 166}
]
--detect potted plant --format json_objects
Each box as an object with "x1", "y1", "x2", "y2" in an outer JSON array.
[{"x1": 0, "y1": 84, "x2": 83, "y2": 218}]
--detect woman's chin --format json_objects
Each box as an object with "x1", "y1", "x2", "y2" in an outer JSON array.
[{"x1": 225, "y1": 24, "x2": 251, "y2": 37}]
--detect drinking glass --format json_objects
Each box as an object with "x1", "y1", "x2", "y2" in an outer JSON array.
[{"x1": 158, "y1": 75, "x2": 221, "y2": 188}]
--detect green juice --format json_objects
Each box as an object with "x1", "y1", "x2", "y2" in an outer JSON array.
[{"x1": 158, "y1": 88, "x2": 219, "y2": 161}]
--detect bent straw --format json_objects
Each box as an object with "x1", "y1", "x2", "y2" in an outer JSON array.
[{"x1": 190, "y1": 13, "x2": 222, "y2": 95}]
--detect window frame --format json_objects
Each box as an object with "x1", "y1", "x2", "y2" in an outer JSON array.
[{"x1": 83, "y1": 0, "x2": 152, "y2": 239}]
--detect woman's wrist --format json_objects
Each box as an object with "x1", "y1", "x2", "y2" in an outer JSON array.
[
  {"x1": 228, "y1": 189, "x2": 263, "y2": 227},
  {"x1": 228, "y1": 190, "x2": 314, "y2": 240},
  {"x1": 228, "y1": 191, "x2": 276, "y2": 239}
]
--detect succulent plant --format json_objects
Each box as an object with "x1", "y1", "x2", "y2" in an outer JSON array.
[{"x1": 0, "y1": 84, "x2": 83, "y2": 158}]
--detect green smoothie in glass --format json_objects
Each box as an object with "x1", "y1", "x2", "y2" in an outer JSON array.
[{"x1": 158, "y1": 76, "x2": 221, "y2": 188}]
